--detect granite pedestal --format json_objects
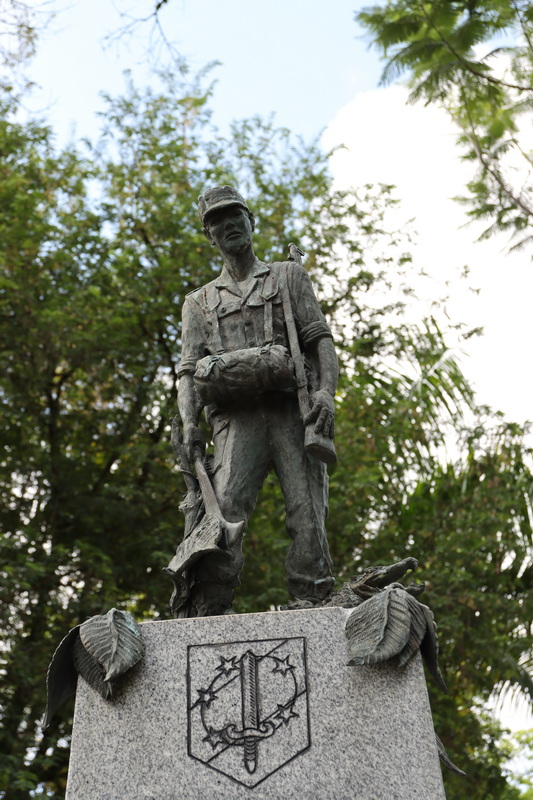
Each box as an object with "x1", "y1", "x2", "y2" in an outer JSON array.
[{"x1": 66, "y1": 607, "x2": 446, "y2": 799}]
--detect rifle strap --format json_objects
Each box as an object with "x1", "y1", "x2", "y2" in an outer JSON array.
[{"x1": 281, "y1": 264, "x2": 311, "y2": 414}]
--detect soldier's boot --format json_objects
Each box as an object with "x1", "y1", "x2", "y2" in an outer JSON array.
[
  {"x1": 189, "y1": 582, "x2": 234, "y2": 617},
  {"x1": 287, "y1": 575, "x2": 335, "y2": 609}
]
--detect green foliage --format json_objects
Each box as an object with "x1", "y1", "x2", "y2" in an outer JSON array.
[
  {"x1": 0, "y1": 65, "x2": 532, "y2": 799},
  {"x1": 0, "y1": 0, "x2": 39, "y2": 67},
  {"x1": 505, "y1": 728, "x2": 533, "y2": 797},
  {"x1": 0, "y1": 0, "x2": 55, "y2": 93},
  {"x1": 357, "y1": 0, "x2": 533, "y2": 250}
]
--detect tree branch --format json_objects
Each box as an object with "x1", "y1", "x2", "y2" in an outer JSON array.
[
  {"x1": 89, "y1": 365, "x2": 159, "y2": 494},
  {"x1": 510, "y1": 0, "x2": 533, "y2": 56},
  {"x1": 460, "y1": 96, "x2": 533, "y2": 220},
  {"x1": 418, "y1": 1, "x2": 533, "y2": 93}
]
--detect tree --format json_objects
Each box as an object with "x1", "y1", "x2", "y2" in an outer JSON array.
[
  {"x1": 0, "y1": 66, "x2": 531, "y2": 798},
  {"x1": 356, "y1": 0, "x2": 533, "y2": 251},
  {"x1": 507, "y1": 729, "x2": 533, "y2": 797},
  {"x1": 0, "y1": 0, "x2": 55, "y2": 90}
]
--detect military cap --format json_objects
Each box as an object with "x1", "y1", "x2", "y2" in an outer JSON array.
[{"x1": 198, "y1": 185, "x2": 250, "y2": 225}]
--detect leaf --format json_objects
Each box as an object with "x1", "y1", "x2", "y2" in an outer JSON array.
[
  {"x1": 42, "y1": 625, "x2": 80, "y2": 729},
  {"x1": 396, "y1": 594, "x2": 428, "y2": 668},
  {"x1": 419, "y1": 603, "x2": 448, "y2": 692},
  {"x1": 79, "y1": 609, "x2": 144, "y2": 683},
  {"x1": 346, "y1": 586, "x2": 411, "y2": 666},
  {"x1": 72, "y1": 634, "x2": 112, "y2": 700},
  {"x1": 435, "y1": 733, "x2": 466, "y2": 776}
]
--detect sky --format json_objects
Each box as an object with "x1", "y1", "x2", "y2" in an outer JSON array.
[
  {"x1": 324, "y1": 85, "x2": 533, "y2": 429},
  {"x1": 19, "y1": 0, "x2": 533, "y2": 731},
  {"x1": 28, "y1": 0, "x2": 382, "y2": 142}
]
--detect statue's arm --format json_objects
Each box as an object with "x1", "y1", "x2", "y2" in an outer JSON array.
[
  {"x1": 288, "y1": 265, "x2": 339, "y2": 439},
  {"x1": 314, "y1": 336, "x2": 339, "y2": 396},
  {"x1": 177, "y1": 294, "x2": 207, "y2": 461},
  {"x1": 177, "y1": 375, "x2": 205, "y2": 461},
  {"x1": 304, "y1": 336, "x2": 338, "y2": 439}
]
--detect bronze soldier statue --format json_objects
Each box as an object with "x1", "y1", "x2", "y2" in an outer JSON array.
[{"x1": 172, "y1": 186, "x2": 338, "y2": 616}]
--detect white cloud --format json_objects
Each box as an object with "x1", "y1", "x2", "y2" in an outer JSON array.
[{"x1": 323, "y1": 85, "x2": 533, "y2": 425}]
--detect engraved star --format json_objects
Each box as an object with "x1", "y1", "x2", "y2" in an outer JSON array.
[
  {"x1": 272, "y1": 655, "x2": 295, "y2": 675},
  {"x1": 202, "y1": 726, "x2": 226, "y2": 749},
  {"x1": 215, "y1": 655, "x2": 240, "y2": 677},
  {"x1": 274, "y1": 702, "x2": 299, "y2": 726},
  {"x1": 192, "y1": 687, "x2": 218, "y2": 708}
]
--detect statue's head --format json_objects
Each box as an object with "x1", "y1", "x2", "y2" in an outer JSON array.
[
  {"x1": 198, "y1": 185, "x2": 252, "y2": 225},
  {"x1": 198, "y1": 186, "x2": 256, "y2": 251}
]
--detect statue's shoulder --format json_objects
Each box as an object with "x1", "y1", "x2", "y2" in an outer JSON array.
[
  {"x1": 184, "y1": 278, "x2": 217, "y2": 307},
  {"x1": 268, "y1": 259, "x2": 293, "y2": 271},
  {"x1": 267, "y1": 260, "x2": 301, "y2": 279},
  {"x1": 184, "y1": 286, "x2": 204, "y2": 301},
  {"x1": 270, "y1": 259, "x2": 306, "y2": 271},
  {"x1": 268, "y1": 260, "x2": 308, "y2": 289}
]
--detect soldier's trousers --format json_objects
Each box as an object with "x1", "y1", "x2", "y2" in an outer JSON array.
[{"x1": 192, "y1": 393, "x2": 334, "y2": 612}]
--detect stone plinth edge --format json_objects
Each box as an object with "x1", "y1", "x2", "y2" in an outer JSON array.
[{"x1": 66, "y1": 606, "x2": 446, "y2": 800}]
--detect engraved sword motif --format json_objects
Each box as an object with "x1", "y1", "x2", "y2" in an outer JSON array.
[
  {"x1": 241, "y1": 650, "x2": 259, "y2": 773},
  {"x1": 190, "y1": 640, "x2": 307, "y2": 787}
]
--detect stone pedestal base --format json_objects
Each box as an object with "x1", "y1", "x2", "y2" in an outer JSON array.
[{"x1": 66, "y1": 607, "x2": 445, "y2": 800}]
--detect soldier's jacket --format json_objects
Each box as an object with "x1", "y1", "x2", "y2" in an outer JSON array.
[{"x1": 178, "y1": 259, "x2": 332, "y2": 381}]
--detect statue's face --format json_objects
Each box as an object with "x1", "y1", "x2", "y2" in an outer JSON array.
[{"x1": 205, "y1": 206, "x2": 253, "y2": 254}]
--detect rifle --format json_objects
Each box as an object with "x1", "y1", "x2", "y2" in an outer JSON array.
[{"x1": 284, "y1": 244, "x2": 337, "y2": 465}]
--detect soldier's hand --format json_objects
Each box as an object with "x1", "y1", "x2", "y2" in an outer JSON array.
[
  {"x1": 183, "y1": 424, "x2": 205, "y2": 463},
  {"x1": 304, "y1": 389, "x2": 335, "y2": 439}
]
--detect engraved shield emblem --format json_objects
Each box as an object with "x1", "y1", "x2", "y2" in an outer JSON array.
[{"x1": 187, "y1": 636, "x2": 310, "y2": 788}]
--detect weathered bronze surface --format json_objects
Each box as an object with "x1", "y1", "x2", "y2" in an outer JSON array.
[
  {"x1": 333, "y1": 556, "x2": 464, "y2": 776},
  {"x1": 166, "y1": 186, "x2": 339, "y2": 617},
  {"x1": 43, "y1": 609, "x2": 143, "y2": 728}
]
